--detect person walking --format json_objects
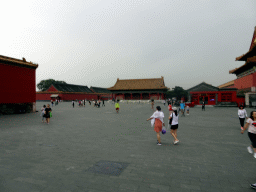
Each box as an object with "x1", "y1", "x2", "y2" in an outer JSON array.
[
  {"x1": 84, "y1": 99, "x2": 86, "y2": 107},
  {"x1": 102, "y1": 100, "x2": 105, "y2": 107},
  {"x1": 151, "y1": 99, "x2": 154, "y2": 110},
  {"x1": 238, "y1": 105, "x2": 248, "y2": 130},
  {"x1": 51, "y1": 100, "x2": 54, "y2": 107},
  {"x1": 241, "y1": 111, "x2": 256, "y2": 159},
  {"x1": 169, "y1": 107, "x2": 179, "y2": 144},
  {"x1": 168, "y1": 103, "x2": 173, "y2": 115},
  {"x1": 202, "y1": 101, "x2": 205, "y2": 111},
  {"x1": 115, "y1": 100, "x2": 120, "y2": 113},
  {"x1": 180, "y1": 101, "x2": 185, "y2": 117},
  {"x1": 41, "y1": 105, "x2": 46, "y2": 123},
  {"x1": 163, "y1": 100, "x2": 166, "y2": 106},
  {"x1": 72, "y1": 100, "x2": 75, "y2": 108},
  {"x1": 147, "y1": 106, "x2": 165, "y2": 146},
  {"x1": 44, "y1": 104, "x2": 52, "y2": 125}
]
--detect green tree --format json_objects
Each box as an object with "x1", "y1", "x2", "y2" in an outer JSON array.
[
  {"x1": 166, "y1": 86, "x2": 188, "y2": 101},
  {"x1": 37, "y1": 79, "x2": 67, "y2": 91}
]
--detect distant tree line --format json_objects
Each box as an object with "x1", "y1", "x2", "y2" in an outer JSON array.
[{"x1": 166, "y1": 86, "x2": 188, "y2": 101}]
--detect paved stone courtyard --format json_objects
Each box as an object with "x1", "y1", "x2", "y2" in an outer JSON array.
[{"x1": 0, "y1": 101, "x2": 255, "y2": 192}]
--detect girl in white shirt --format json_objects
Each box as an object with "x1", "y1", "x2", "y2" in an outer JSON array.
[
  {"x1": 241, "y1": 111, "x2": 256, "y2": 158},
  {"x1": 169, "y1": 107, "x2": 179, "y2": 144},
  {"x1": 238, "y1": 106, "x2": 248, "y2": 130},
  {"x1": 147, "y1": 106, "x2": 165, "y2": 146}
]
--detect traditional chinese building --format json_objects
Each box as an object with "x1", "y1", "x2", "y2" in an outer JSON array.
[
  {"x1": 228, "y1": 26, "x2": 256, "y2": 106},
  {"x1": 108, "y1": 77, "x2": 169, "y2": 100},
  {"x1": 187, "y1": 82, "x2": 244, "y2": 106},
  {"x1": 90, "y1": 87, "x2": 112, "y2": 100},
  {"x1": 36, "y1": 83, "x2": 110, "y2": 101},
  {"x1": 0, "y1": 55, "x2": 38, "y2": 114}
]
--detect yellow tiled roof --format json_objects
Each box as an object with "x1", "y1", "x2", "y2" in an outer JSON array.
[{"x1": 108, "y1": 77, "x2": 168, "y2": 90}]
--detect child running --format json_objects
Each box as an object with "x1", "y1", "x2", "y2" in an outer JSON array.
[
  {"x1": 115, "y1": 100, "x2": 120, "y2": 113},
  {"x1": 44, "y1": 104, "x2": 52, "y2": 125},
  {"x1": 186, "y1": 105, "x2": 190, "y2": 115},
  {"x1": 41, "y1": 105, "x2": 46, "y2": 123},
  {"x1": 241, "y1": 111, "x2": 256, "y2": 158},
  {"x1": 168, "y1": 103, "x2": 173, "y2": 115},
  {"x1": 147, "y1": 106, "x2": 165, "y2": 146},
  {"x1": 169, "y1": 107, "x2": 179, "y2": 144}
]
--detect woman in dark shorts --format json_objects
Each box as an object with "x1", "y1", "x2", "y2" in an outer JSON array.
[
  {"x1": 44, "y1": 104, "x2": 52, "y2": 125},
  {"x1": 169, "y1": 107, "x2": 179, "y2": 144}
]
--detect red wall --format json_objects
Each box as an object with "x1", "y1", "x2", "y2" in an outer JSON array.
[
  {"x1": 0, "y1": 63, "x2": 36, "y2": 104},
  {"x1": 234, "y1": 73, "x2": 254, "y2": 90},
  {"x1": 61, "y1": 94, "x2": 98, "y2": 101},
  {"x1": 190, "y1": 90, "x2": 244, "y2": 106}
]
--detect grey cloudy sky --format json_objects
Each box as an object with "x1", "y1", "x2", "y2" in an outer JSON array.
[{"x1": 1, "y1": 0, "x2": 256, "y2": 90}]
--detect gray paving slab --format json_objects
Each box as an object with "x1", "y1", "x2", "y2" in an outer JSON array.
[{"x1": 0, "y1": 101, "x2": 255, "y2": 191}]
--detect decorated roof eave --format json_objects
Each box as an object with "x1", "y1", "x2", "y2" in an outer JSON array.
[
  {"x1": 236, "y1": 44, "x2": 256, "y2": 61},
  {"x1": 0, "y1": 57, "x2": 38, "y2": 69},
  {"x1": 229, "y1": 60, "x2": 256, "y2": 74}
]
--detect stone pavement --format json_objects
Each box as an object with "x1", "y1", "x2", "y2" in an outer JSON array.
[{"x1": 0, "y1": 102, "x2": 255, "y2": 192}]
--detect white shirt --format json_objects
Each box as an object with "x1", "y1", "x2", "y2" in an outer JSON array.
[
  {"x1": 246, "y1": 118, "x2": 256, "y2": 133},
  {"x1": 170, "y1": 112, "x2": 179, "y2": 125},
  {"x1": 150, "y1": 111, "x2": 164, "y2": 127},
  {"x1": 238, "y1": 109, "x2": 247, "y2": 118}
]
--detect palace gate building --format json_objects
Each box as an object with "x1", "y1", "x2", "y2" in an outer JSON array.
[
  {"x1": 187, "y1": 82, "x2": 244, "y2": 106},
  {"x1": 108, "y1": 77, "x2": 169, "y2": 100},
  {"x1": 36, "y1": 83, "x2": 111, "y2": 101},
  {"x1": 0, "y1": 55, "x2": 38, "y2": 114}
]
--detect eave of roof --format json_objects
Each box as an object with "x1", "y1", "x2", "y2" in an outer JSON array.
[
  {"x1": 0, "y1": 55, "x2": 38, "y2": 69},
  {"x1": 229, "y1": 59, "x2": 256, "y2": 74},
  {"x1": 236, "y1": 27, "x2": 256, "y2": 61},
  {"x1": 218, "y1": 80, "x2": 235, "y2": 88}
]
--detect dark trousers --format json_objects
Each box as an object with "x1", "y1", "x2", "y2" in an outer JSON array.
[
  {"x1": 239, "y1": 118, "x2": 245, "y2": 127},
  {"x1": 202, "y1": 105, "x2": 205, "y2": 111},
  {"x1": 72, "y1": 103, "x2": 74, "y2": 108},
  {"x1": 248, "y1": 132, "x2": 256, "y2": 148}
]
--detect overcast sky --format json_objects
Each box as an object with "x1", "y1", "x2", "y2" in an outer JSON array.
[{"x1": 1, "y1": 0, "x2": 256, "y2": 90}]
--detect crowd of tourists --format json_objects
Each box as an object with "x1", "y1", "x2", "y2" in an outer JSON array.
[{"x1": 39, "y1": 97, "x2": 256, "y2": 189}]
